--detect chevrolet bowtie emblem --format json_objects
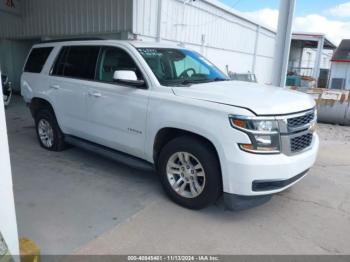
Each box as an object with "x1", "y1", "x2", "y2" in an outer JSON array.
[{"x1": 309, "y1": 122, "x2": 317, "y2": 133}]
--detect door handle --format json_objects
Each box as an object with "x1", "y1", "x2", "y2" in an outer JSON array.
[
  {"x1": 89, "y1": 92, "x2": 102, "y2": 98},
  {"x1": 50, "y1": 84, "x2": 60, "y2": 90}
]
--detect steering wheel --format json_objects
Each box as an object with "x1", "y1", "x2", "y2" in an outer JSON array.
[{"x1": 179, "y1": 68, "x2": 196, "y2": 79}]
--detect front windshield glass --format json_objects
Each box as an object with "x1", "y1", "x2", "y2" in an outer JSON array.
[{"x1": 137, "y1": 48, "x2": 229, "y2": 86}]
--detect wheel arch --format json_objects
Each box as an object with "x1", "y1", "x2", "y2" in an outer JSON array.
[
  {"x1": 29, "y1": 97, "x2": 56, "y2": 118},
  {"x1": 153, "y1": 127, "x2": 222, "y2": 171}
]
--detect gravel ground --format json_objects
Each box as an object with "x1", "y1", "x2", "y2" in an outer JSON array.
[{"x1": 317, "y1": 123, "x2": 350, "y2": 144}]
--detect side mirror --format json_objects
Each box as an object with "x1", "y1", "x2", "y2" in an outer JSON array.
[{"x1": 113, "y1": 70, "x2": 146, "y2": 88}]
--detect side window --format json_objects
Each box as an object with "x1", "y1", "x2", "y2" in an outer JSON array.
[
  {"x1": 97, "y1": 47, "x2": 143, "y2": 83},
  {"x1": 24, "y1": 47, "x2": 53, "y2": 73},
  {"x1": 52, "y1": 46, "x2": 100, "y2": 80},
  {"x1": 51, "y1": 47, "x2": 69, "y2": 76}
]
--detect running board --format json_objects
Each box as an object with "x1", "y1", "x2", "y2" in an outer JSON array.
[{"x1": 65, "y1": 135, "x2": 154, "y2": 172}]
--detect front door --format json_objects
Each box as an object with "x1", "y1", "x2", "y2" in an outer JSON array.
[{"x1": 85, "y1": 46, "x2": 149, "y2": 159}]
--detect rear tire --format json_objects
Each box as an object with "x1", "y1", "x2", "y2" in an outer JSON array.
[
  {"x1": 3, "y1": 85, "x2": 12, "y2": 107},
  {"x1": 157, "y1": 136, "x2": 222, "y2": 210},
  {"x1": 35, "y1": 109, "x2": 66, "y2": 151}
]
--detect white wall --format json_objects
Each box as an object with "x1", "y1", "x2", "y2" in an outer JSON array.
[
  {"x1": 300, "y1": 48, "x2": 333, "y2": 70},
  {"x1": 0, "y1": 40, "x2": 35, "y2": 91},
  {"x1": 330, "y1": 63, "x2": 350, "y2": 90},
  {"x1": 0, "y1": 69, "x2": 19, "y2": 256},
  {"x1": 133, "y1": 0, "x2": 276, "y2": 84}
]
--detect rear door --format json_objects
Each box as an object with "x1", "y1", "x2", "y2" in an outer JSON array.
[
  {"x1": 21, "y1": 46, "x2": 54, "y2": 102},
  {"x1": 49, "y1": 45, "x2": 100, "y2": 138}
]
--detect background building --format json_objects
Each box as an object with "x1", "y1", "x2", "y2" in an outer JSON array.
[
  {"x1": 0, "y1": 0, "x2": 277, "y2": 92},
  {"x1": 329, "y1": 39, "x2": 350, "y2": 90},
  {"x1": 288, "y1": 33, "x2": 337, "y2": 88}
]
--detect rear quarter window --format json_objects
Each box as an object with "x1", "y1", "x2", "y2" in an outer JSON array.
[{"x1": 24, "y1": 47, "x2": 54, "y2": 73}]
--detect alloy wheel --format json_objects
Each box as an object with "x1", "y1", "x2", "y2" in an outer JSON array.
[
  {"x1": 166, "y1": 152, "x2": 206, "y2": 198},
  {"x1": 38, "y1": 119, "x2": 54, "y2": 148}
]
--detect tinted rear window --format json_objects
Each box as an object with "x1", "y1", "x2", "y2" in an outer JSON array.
[
  {"x1": 52, "y1": 46, "x2": 100, "y2": 80},
  {"x1": 51, "y1": 47, "x2": 69, "y2": 76},
  {"x1": 24, "y1": 47, "x2": 53, "y2": 73}
]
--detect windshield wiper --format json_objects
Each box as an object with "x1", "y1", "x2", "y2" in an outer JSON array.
[
  {"x1": 161, "y1": 78, "x2": 228, "y2": 87},
  {"x1": 211, "y1": 78, "x2": 229, "y2": 82},
  {"x1": 180, "y1": 78, "x2": 228, "y2": 85}
]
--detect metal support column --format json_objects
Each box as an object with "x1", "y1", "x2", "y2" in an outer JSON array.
[
  {"x1": 156, "y1": 0, "x2": 163, "y2": 42},
  {"x1": 273, "y1": 0, "x2": 296, "y2": 87},
  {"x1": 0, "y1": 68, "x2": 19, "y2": 256},
  {"x1": 313, "y1": 36, "x2": 325, "y2": 80},
  {"x1": 252, "y1": 25, "x2": 261, "y2": 74},
  {"x1": 298, "y1": 43, "x2": 304, "y2": 69}
]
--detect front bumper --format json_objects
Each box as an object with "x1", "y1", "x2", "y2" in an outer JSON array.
[
  {"x1": 224, "y1": 169, "x2": 309, "y2": 210},
  {"x1": 224, "y1": 193, "x2": 272, "y2": 211},
  {"x1": 220, "y1": 133, "x2": 319, "y2": 197},
  {"x1": 252, "y1": 169, "x2": 309, "y2": 192}
]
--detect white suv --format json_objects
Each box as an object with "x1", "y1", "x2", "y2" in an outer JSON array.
[{"x1": 21, "y1": 39, "x2": 319, "y2": 210}]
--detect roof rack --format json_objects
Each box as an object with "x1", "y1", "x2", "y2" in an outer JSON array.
[{"x1": 39, "y1": 37, "x2": 105, "y2": 44}]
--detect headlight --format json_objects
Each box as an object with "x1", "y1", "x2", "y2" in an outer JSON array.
[{"x1": 229, "y1": 116, "x2": 281, "y2": 154}]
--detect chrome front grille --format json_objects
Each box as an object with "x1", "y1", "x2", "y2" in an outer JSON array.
[
  {"x1": 287, "y1": 112, "x2": 315, "y2": 129},
  {"x1": 277, "y1": 108, "x2": 316, "y2": 156},
  {"x1": 290, "y1": 133, "x2": 313, "y2": 152}
]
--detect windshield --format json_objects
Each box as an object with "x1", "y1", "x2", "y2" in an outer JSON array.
[{"x1": 137, "y1": 48, "x2": 229, "y2": 86}]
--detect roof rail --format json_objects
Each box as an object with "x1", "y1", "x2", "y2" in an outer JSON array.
[{"x1": 39, "y1": 37, "x2": 105, "y2": 44}]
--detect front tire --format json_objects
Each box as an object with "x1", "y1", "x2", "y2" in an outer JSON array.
[
  {"x1": 35, "y1": 109, "x2": 66, "y2": 151},
  {"x1": 157, "y1": 136, "x2": 222, "y2": 210}
]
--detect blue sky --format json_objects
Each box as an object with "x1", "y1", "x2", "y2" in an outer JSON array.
[
  {"x1": 220, "y1": 0, "x2": 347, "y2": 18},
  {"x1": 219, "y1": 0, "x2": 350, "y2": 44}
]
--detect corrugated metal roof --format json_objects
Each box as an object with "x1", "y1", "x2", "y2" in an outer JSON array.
[
  {"x1": 0, "y1": 0, "x2": 133, "y2": 39},
  {"x1": 292, "y1": 33, "x2": 337, "y2": 50},
  {"x1": 332, "y1": 39, "x2": 350, "y2": 62}
]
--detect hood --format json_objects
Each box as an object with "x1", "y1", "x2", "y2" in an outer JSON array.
[{"x1": 172, "y1": 81, "x2": 315, "y2": 115}]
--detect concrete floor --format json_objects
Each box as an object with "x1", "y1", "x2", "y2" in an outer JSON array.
[{"x1": 6, "y1": 95, "x2": 350, "y2": 255}]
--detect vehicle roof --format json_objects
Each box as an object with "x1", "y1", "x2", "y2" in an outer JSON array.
[
  {"x1": 129, "y1": 41, "x2": 183, "y2": 49},
  {"x1": 33, "y1": 39, "x2": 185, "y2": 50}
]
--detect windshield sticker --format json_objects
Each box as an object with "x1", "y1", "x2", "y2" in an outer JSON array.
[{"x1": 138, "y1": 48, "x2": 160, "y2": 57}]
